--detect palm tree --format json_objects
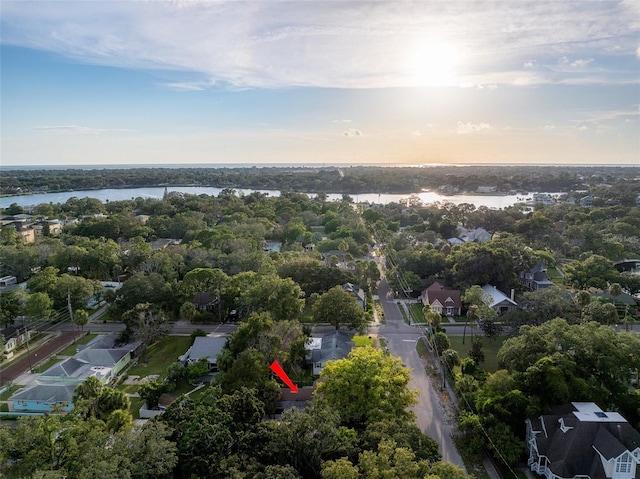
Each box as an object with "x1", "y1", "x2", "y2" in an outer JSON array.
[
  {"x1": 609, "y1": 283, "x2": 623, "y2": 318},
  {"x1": 574, "y1": 290, "x2": 591, "y2": 323}
]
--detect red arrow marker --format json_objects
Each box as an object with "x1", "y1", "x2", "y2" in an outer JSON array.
[{"x1": 269, "y1": 360, "x2": 298, "y2": 393}]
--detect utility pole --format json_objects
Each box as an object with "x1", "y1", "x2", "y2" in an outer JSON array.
[
  {"x1": 68, "y1": 288, "x2": 76, "y2": 342},
  {"x1": 25, "y1": 327, "x2": 33, "y2": 373}
]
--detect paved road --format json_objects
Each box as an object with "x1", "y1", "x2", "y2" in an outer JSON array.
[
  {"x1": 375, "y1": 279, "x2": 466, "y2": 470},
  {"x1": 0, "y1": 331, "x2": 76, "y2": 387}
]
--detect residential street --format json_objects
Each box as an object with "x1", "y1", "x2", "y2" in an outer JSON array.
[{"x1": 374, "y1": 278, "x2": 466, "y2": 470}]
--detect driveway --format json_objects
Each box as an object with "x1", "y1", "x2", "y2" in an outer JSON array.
[{"x1": 376, "y1": 279, "x2": 465, "y2": 470}]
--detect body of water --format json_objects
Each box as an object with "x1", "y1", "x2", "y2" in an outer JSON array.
[{"x1": 0, "y1": 186, "x2": 539, "y2": 210}]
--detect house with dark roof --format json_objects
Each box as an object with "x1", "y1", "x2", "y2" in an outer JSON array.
[
  {"x1": 305, "y1": 331, "x2": 354, "y2": 375},
  {"x1": 10, "y1": 383, "x2": 76, "y2": 413},
  {"x1": 520, "y1": 260, "x2": 554, "y2": 291},
  {"x1": 421, "y1": 282, "x2": 462, "y2": 317},
  {"x1": 481, "y1": 284, "x2": 518, "y2": 315},
  {"x1": 191, "y1": 291, "x2": 220, "y2": 313},
  {"x1": 179, "y1": 336, "x2": 227, "y2": 371},
  {"x1": 342, "y1": 283, "x2": 366, "y2": 310},
  {"x1": 526, "y1": 402, "x2": 640, "y2": 479}
]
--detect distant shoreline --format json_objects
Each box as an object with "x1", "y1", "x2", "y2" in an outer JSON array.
[{"x1": 2, "y1": 162, "x2": 639, "y2": 171}]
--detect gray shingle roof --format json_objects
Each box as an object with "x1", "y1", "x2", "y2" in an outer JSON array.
[
  {"x1": 10, "y1": 383, "x2": 77, "y2": 403},
  {"x1": 530, "y1": 403, "x2": 640, "y2": 479},
  {"x1": 184, "y1": 336, "x2": 227, "y2": 363}
]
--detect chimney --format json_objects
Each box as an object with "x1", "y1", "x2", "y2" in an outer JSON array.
[{"x1": 511, "y1": 289, "x2": 515, "y2": 301}]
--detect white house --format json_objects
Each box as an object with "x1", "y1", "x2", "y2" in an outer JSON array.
[
  {"x1": 526, "y1": 402, "x2": 640, "y2": 479},
  {"x1": 180, "y1": 336, "x2": 227, "y2": 371},
  {"x1": 481, "y1": 284, "x2": 518, "y2": 315}
]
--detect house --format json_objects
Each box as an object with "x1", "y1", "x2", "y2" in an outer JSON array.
[
  {"x1": 458, "y1": 227, "x2": 492, "y2": 243},
  {"x1": 0, "y1": 276, "x2": 17, "y2": 289},
  {"x1": 39, "y1": 334, "x2": 132, "y2": 384},
  {"x1": 526, "y1": 402, "x2": 640, "y2": 479},
  {"x1": 39, "y1": 348, "x2": 131, "y2": 384},
  {"x1": 342, "y1": 283, "x2": 367, "y2": 310},
  {"x1": 614, "y1": 259, "x2": 640, "y2": 276},
  {"x1": 191, "y1": 291, "x2": 220, "y2": 313},
  {"x1": 533, "y1": 193, "x2": 556, "y2": 205},
  {"x1": 421, "y1": 282, "x2": 462, "y2": 317},
  {"x1": 447, "y1": 237, "x2": 465, "y2": 245},
  {"x1": 580, "y1": 195, "x2": 594, "y2": 208},
  {"x1": 10, "y1": 383, "x2": 77, "y2": 413},
  {"x1": 520, "y1": 260, "x2": 554, "y2": 291},
  {"x1": 305, "y1": 331, "x2": 354, "y2": 375},
  {"x1": 481, "y1": 284, "x2": 518, "y2": 315},
  {"x1": 180, "y1": 336, "x2": 227, "y2": 371}
]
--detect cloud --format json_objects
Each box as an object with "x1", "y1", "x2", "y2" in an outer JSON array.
[
  {"x1": 578, "y1": 125, "x2": 589, "y2": 131},
  {"x1": 544, "y1": 124, "x2": 556, "y2": 130},
  {"x1": 31, "y1": 125, "x2": 132, "y2": 135},
  {"x1": 412, "y1": 130, "x2": 423, "y2": 137},
  {"x1": 343, "y1": 129, "x2": 362, "y2": 137},
  {"x1": 1, "y1": 1, "x2": 638, "y2": 89},
  {"x1": 637, "y1": 45, "x2": 640, "y2": 58},
  {"x1": 333, "y1": 119, "x2": 352, "y2": 123},
  {"x1": 456, "y1": 122, "x2": 492, "y2": 134}
]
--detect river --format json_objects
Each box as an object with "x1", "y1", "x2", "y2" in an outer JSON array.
[{"x1": 0, "y1": 186, "x2": 539, "y2": 210}]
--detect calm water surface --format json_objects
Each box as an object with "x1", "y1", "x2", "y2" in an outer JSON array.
[{"x1": 0, "y1": 186, "x2": 540, "y2": 209}]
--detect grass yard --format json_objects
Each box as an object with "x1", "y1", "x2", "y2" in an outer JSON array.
[
  {"x1": 32, "y1": 357, "x2": 62, "y2": 374},
  {"x1": 447, "y1": 335, "x2": 507, "y2": 373},
  {"x1": 125, "y1": 336, "x2": 192, "y2": 380},
  {"x1": 58, "y1": 334, "x2": 98, "y2": 357},
  {"x1": 409, "y1": 303, "x2": 428, "y2": 324},
  {"x1": 352, "y1": 335, "x2": 375, "y2": 347},
  {"x1": 0, "y1": 384, "x2": 23, "y2": 401},
  {"x1": 378, "y1": 337, "x2": 387, "y2": 349},
  {"x1": 398, "y1": 303, "x2": 410, "y2": 324}
]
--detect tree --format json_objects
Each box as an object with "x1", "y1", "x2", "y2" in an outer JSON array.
[
  {"x1": 0, "y1": 289, "x2": 25, "y2": 326},
  {"x1": 497, "y1": 318, "x2": 640, "y2": 417},
  {"x1": 442, "y1": 349, "x2": 461, "y2": 371},
  {"x1": 73, "y1": 309, "x2": 89, "y2": 335},
  {"x1": 564, "y1": 255, "x2": 616, "y2": 289},
  {"x1": 139, "y1": 378, "x2": 165, "y2": 410},
  {"x1": 24, "y1": 293, "x2": 53, "y2": 321},
  {"x1": 518, "y1": 286, "x2": 578, "y2": 325},
  {"x1": 433, "y1": 331, "x2": 450, "y2": 355},
  {"x1": 609, "y1": 282, "x2": 623, "y2": 316},
  {"x1": 468, "y1": 336, "x2": 485, "y2": 365},
  {"x1": 316, "y1": 346, "x2": 416, "y2": 428},
  {"x1": 422, "y1": 305, "x2": 442, "y2": 332},
  {"x1": 313, "y1": 286, "x2": 368, "y2": 332},
  {"x1": 479, "y1": 317, "x2": 503, "y2": 341},
  {"x1": 180, "y1": 301, "x2": 198, "y2": 322},
  {"x1": 461, "y1": 285, "x2": 492, "y2": 344},
  {"x1": 259, "y1": 403, "x2": 358, "y2": 478},
  {"x1": 574, "y1": 290, "x2": 592, "y2": 322},
  {"x1": 121, "y1": 303, "x2": 170, "y2": 362}
]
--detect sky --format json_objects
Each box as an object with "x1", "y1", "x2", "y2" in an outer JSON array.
[{"x1": 1, "y1": 0, "x2": 639, "y2": 167}]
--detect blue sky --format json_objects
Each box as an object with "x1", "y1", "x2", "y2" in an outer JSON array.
[{"x1": 1, "y1": 0, "x2": 639, "y2": 166}]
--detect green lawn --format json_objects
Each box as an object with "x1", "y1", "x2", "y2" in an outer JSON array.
[
  {"x1": 398, "y1": 303, "x2": 410, "y2": 324},
  {"x1": 125, "y1": 336, "x2": 192, "y2": 380},
  {"x1": 0, "y1": 384, "x2": 23, "y2": 401},
  {"x1": 410, "y1": 304, "x2": 428, "y2": 324},
  {"x1": 378, "y1": 337, "x2": 387, "y2": 349},
  {"x1": 352, "y1": 335, "x2": 375, "y2": 347},
  {"x1": 447, "y1": 335, "x2": 507, "y2": 373},
  {"x1": 32, "y1": 357, "x2": 61, "y2": 374},
  {"x1": 58, "y1": 334, "x2": 99, "y2": 357}
]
